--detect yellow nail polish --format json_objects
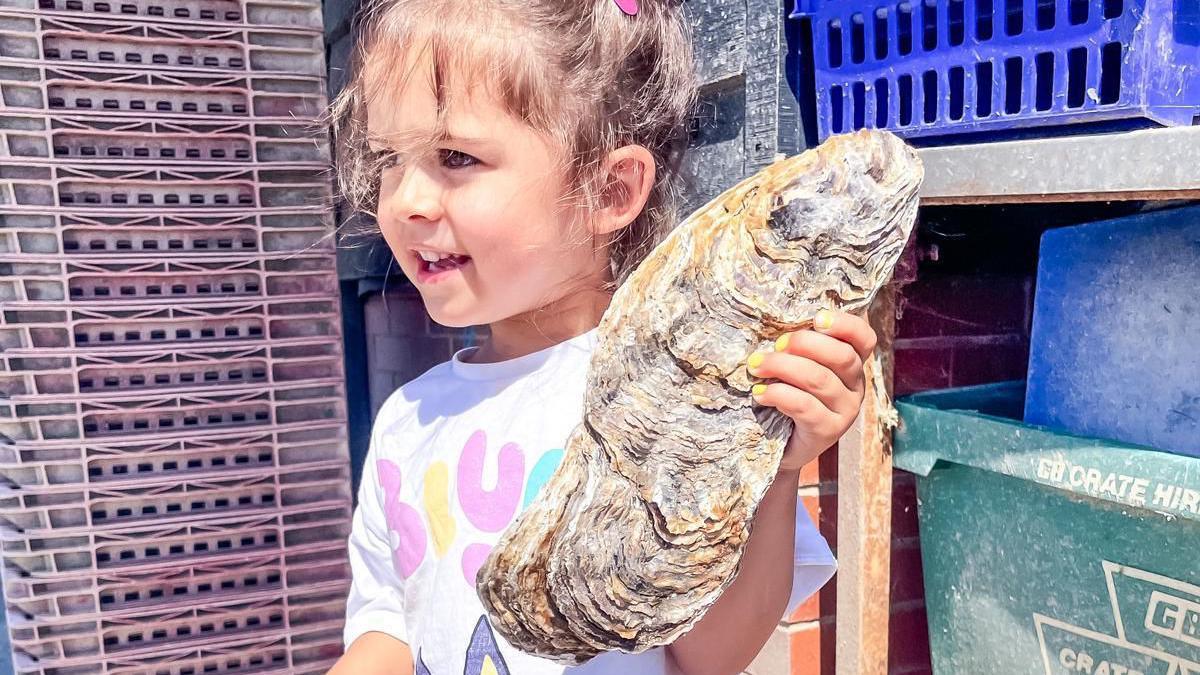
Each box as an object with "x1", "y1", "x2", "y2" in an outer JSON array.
[
  {"x1": 747, "y1": 352, "x2": 764, "y2": 370},
  {"x1": 751, "y1": 384, "x2": 767, "y2": 397},
  {"x1": 815, "y1": 309, "x2": 834, "y2": 330},
  {"x1": 774, "y1": 333, "x2": 790, "y2": 352}
]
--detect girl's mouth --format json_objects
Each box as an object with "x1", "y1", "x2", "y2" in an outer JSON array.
[{"x1": 414, "y1": 250, "x2": 471, "y2": 283}]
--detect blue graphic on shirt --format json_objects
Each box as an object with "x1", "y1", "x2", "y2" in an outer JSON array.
[
  {"x1": 411, "y1": 616, "x2": 511, "y2": 675},
  {"x1": 464, "y1": 615, "x2": 511, "y2": 675},
  {"x1": 521, "y1": 448, "x2": 564, "y2": 509}
]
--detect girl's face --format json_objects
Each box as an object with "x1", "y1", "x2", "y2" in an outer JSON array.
[{"x1": 366, "y1": 54, "x2": 605, "y2": 329}]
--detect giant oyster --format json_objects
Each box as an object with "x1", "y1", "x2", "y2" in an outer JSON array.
[{"x1": 477, "y1": 129, "x2": 923, "y2": 662}]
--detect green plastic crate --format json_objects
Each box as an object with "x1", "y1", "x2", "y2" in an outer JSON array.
[{"x1": 894, "y1": 382, "x2": 1200, "y2": 675}]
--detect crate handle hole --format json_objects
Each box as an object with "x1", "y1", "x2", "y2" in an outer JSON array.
[{"x1": 1004, "y1": 56, "x2": 1023, "y2": 114}]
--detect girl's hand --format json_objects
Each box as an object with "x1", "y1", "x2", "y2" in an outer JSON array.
[{"x1": 747, "y1": 309, "x2": 878, "y2": 473}]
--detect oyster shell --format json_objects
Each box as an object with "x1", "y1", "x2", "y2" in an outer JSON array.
[{"x1": 477, "y1": 129, "x2": 924, "y2": 663}]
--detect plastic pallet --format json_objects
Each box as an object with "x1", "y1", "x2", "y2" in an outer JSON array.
[
  {"x1": 1, "y1": 255, "x2": 337, "y2": 305},
  {"x1": 0, "y1": 298, "x2": 340, "y2": 352},
  {"x1": 0, "y1": 14, "x2": 325, "y2": 76},
  {"x1": 1, "y1": 2, "x2": 347, "y2": 668},
  {"x1": 8, "y1": 587, "x2": 345, "y2": 668},
  {"x1": 0, "y1": 503, "x2": 351, "y2": 577},
  {"x1": 1, "y1": 0, "x2": 324, "y2": 31},
  {"x1": 0, "y1": 65, "x2": 325, "y2": 120},
  {"x1": 3, "y1": 164, "x2": 330, "y2": 211},
  {"x1": 5, "y1": 546, "x2": 347, "y2": 622},
  {"x1": 1, "y1": 344, "x2": 343, "y2": 398},
  {"x1": 791, "y1": 0, "x2": 1200, "y2": 141},
  {"x1": 0, "y1": 423, "x2": 346, "y2": 489},
  {"x1": 0, "y1": 464, "x2": 350, "y2": 535},
  {"x1": 0, "y1": 114, "x2": 329, "y2": 166},
  {"x1": 1, "y1": 382, "x2": 346, "y2": 443},
  {"x1": 6, "y1": 624, "x2": 344, "y2": 675},
  {"x1": 0, "y1": 212, "x2": 335, "y2": 259}
]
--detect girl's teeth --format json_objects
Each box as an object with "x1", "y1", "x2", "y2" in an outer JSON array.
[{"x1": 422, "y1": 254, "x2": 470, "y2": 273}]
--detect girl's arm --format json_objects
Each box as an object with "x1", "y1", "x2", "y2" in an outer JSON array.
[
  {"x1": 329, "y1": 632, "x2": 415, "y2": 675},
  {"x1": 339, "y1": 429, "x2": 415, "y2": 674},
  {"x1": 665, "y1": 469, "x2": 802, "y2": 675}
]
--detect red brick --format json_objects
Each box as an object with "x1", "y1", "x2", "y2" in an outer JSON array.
[
  {"x1": 888, "y1": 604, "x2": 933, "y2": 674},
  {"x1": 798, "y1": 454, "x2": 820, "y2": 488},
  {"x1": 897, "y1": 274, "x2": 1031, "y2": 340},
  {"x1": 801, "y1": 491, "x2": 838, "y2": 552},
  {"x1": 889, "y1": 542, "x2": 926, "y2": 605},
  {"x1": 788, "y1": 622, "x2": 834, "y2": 675},
  {"x1": 894, "y1": 346, "x2": 952, "y2": 396},
  {"x1": 950, "y1": 340, "x2": 1029, "y2": 388}
]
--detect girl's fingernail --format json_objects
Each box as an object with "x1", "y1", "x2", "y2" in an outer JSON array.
[
  {"x1": 815, "y1": 309, "x2": 834, "y2": 330},
  {"x1": 747, "y1": 352, "x2": 765, "y2": 370},
  {"x1": 751, "y1": 384, "x2": 767, "y2": 397},
  {"x1": 774, "y1": 333, "x2": 789, "y2": 352}
]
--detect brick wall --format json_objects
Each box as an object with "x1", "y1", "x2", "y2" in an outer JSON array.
[
  {"x1": 361, "y1": 259, "x2": 1035, "y2": 675},
  {"x1": 362, "y1": 289, "x2": 486, "y2": 416}
]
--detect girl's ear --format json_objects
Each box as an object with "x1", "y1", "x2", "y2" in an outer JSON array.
[{"x1": 591, "y1": 145, "x2": 657, "y2": 237}]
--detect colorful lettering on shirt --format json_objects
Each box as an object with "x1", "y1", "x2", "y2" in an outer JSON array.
[
  {"x1": 422, "y1": 461, "x2": 455, "y2": 558},
  {"x1": 376, "y1": 433, "x2": 562, "y2": 584},
  {"x1": 377, "y1": 459, "x2": 427, "y2": 579},
  {"x1": 521, "y1": 448, "x2": 564, "y2": 509},
  {"x1": 457, "y1": 430, "x2": 525, "y2": 532},
  {"x1": 461, "y1": 542, "x2": 492, "y2": 586}
]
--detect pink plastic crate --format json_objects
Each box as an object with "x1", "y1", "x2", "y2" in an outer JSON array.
[
  {"x1": 1, "y1": 345, "x2": 342, "y2": 399},
  {"x1": 0, "y1": 115, "x2": 328, "y2": 165},
  {"x1": 0, "y1": 15, "x2": 325, "y2": 75},
  {"x1": 3, "y1": 0, "x2": 324, "y2": 31},
  {"x1": 8, "y1": 587, "x2": 346, "y2": 671},
  {"x1": 0, "y1": 424, "x2": 347, "y2": 489},
  {"x1": 3, "y1": 549, "x2": 348, "y2": 621},
  {"x1": 2, "y1": 164, "x2": 331, "y2": 211},
  {"x1": 1, "y1": 255, "x2": 337, "y2": 305},
  {"x1": 0, "y1": 211, "x2": 336, "y2": 258},
  {"x1": 0, "y1": 64, "x2": 325, "y2": 120},
  {"x1": 0, "y1": 298, "x2": 340, "y2": 352},
  {"x1": 0, "y1": 504, "x2": 351, "y2": 576}
]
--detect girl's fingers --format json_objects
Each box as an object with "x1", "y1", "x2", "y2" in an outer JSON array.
[
  {"x1": 779, "y1": 309, "x2": 878, "y2": 362},
  {"x1": 769, "y1": 329, "x2": 865, "y2": 393},
  {"x1": 750, "y1": 382, "x2": 842, "y2": 436},
  {"x1": 747, "y1": 351, "x2": 855, "y2": 416}
]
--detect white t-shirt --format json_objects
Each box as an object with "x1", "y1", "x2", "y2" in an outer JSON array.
[{"x1": 343, "y1": 328, "x2": 837, "y2": 675}]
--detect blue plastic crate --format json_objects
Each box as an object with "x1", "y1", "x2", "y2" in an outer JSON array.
[
  {"x1": 1025, "y1": 205, "x2": 1200, "y2": 458},
  {"x1": 790, "y1": 0, "x2": 1200, "y2": 141}
]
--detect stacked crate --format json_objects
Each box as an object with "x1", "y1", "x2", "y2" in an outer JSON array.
[{"x1": 0, "y1": 2, "x2": 351, "y2": 673}]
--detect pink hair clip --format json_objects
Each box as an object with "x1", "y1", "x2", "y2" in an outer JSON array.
[{"x1": 613, "y1": 0, "x2": 638, "y2": 16}]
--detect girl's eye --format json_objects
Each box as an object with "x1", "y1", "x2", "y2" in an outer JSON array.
[{"x1": 440, "y1": 149, "x2": 478, "y2": 169}]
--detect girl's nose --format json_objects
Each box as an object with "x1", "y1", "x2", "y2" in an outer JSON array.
[{"x1": 383, "y1": 163, "x2": 443, "y2": 225}]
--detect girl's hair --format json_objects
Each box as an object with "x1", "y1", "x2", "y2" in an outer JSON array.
[{"x1": 329, "y1": 0, "x2": 698, "y2": 286}]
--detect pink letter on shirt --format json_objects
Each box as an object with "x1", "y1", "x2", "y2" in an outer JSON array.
[
  {"x1": 461, "y1": 543, "x2": 492, "y2": 586},
  {"x1": 377, "y1": 459, "x2": 427, "y2": 579},
  {"x1": 456, "y1": 430, "x2": 524, "y2": 532}
]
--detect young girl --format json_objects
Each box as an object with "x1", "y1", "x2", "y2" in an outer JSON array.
[{"x1": 328, "y1": 1, "x2": 878, "y2": 673}]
